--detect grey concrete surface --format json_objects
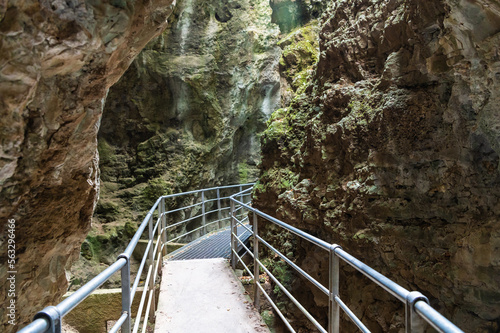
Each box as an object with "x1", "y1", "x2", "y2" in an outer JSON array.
[{"x1": 154, "y1": 258, "x2": 270, "y2": 333}]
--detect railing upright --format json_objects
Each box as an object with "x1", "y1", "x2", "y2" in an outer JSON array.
[
  {"x1": 230, "y1": 199, "x2": 236, "y2": 270},
  {"x1": 217, "y1": 188, "x2": 222, "y2": 230},
  {"x1": 202, "y1": 190, "x2": 206, "y2": 236},
  {"x1": 157, "y1": 203, "x2": 163, "y2": 277},
  {"x1": 328, "y1": 245, "x2": 341, "y2": 333},
  {"x1": 119, "y1": 254, "x2": 131, "y2": 333},
  {"x1": 406, "y1": 291, "x2": 429, "y2": 333},
  {"x1": 160, "y1": 198, "x2": 167, "y2": 256},
  {"x1": 239, "y1": 185, "x2": 243, "y2": 205},
  {"x1": 148, "y1": 214, "x2": 156, "y2": 319},
  {"x1": 253, "y1": 212, "x2": 260, "y2": 309}
]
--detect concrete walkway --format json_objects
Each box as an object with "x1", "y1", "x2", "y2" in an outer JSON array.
[{"x1": 154, "y1": 258, "x2": 270, "y2": 333}]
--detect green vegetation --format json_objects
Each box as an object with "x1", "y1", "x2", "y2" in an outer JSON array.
[
  {"x1": 278, "y1": 21, "x2": 320, "y2": 94},
  {"x1": 238, "y1": 162, "x2": 249, "y2": 183},
  {"x1": 141, "y1": 177, "x2": 172, "y2": 207}
]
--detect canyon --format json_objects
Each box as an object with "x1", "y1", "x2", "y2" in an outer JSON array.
[{"x1": 1, "y1": 0, "x2": 499, "y2": 332}]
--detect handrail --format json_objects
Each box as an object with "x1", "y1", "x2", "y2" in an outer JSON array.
[
  {"x1": 17, "y1": 182, "x2": 463, "y2": 333},
  {"x1": 229, "y1": 187, "x2": 464, "y2": 333},
  {"x1": 17, "y1": 183, "x2": 254, "y2": 333}
]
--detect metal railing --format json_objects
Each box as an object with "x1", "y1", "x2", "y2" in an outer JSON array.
[
  {"x1": 229, "y1": 187, "x2": 465, "y2": 333},
  {"x1": 17, "y1": 183, "x2": 254, "y2": 333}
]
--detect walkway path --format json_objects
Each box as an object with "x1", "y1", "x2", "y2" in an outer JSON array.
[
  {"x1": 167, "y1": 225, "x2": 252, "y2": 260},
  {"x1": 154, "y1": 258, "x2": 269, "y2": 333}
]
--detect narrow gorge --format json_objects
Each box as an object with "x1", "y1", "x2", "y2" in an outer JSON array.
[{"x1": 1, "y1": 0, "x2": 499, "y2": 332}]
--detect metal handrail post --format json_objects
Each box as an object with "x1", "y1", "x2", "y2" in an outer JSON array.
[
  {"x1": 157, "y1": 203, "x2": 163, "y2": 278},
  {"x1": 329, "y1": 245, "x2": 341, "y2": 333},
  {"x1": 230, "y1": 200, "x2": 236, "y2": 269},
  {"x1": 217, "y1": 188, "x2": 222, "y2": 230},
  {"x1": 239, "y1": 185, "x2": 243, "y2": 205},
  {"x1": 148, "y1": 214, "x2": 156, "y2": 319},
  {"x1": 161, "y1": 198, "x2": 167, "y2": 256},
  {"x1": 202, "y1": 190, "x2": 206, "y2": 236},
  {"x1": 118, "y1": 254, "x2": 131, "y2": 333},
  {"x1": 406, "y1": 292, "x2": 429, "y2": 333},
  {"x1": 253, "y1": 212, "x2": 260, "y2": 309}
]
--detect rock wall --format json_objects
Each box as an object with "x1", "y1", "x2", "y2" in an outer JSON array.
[
  {"x1": 69, "y1": 0, "x2": 281, "y2": 287},
  {"x1": 255, "y1": 0, "x2": 500, "y2": 332},
  {"x1": 0, "y1": 0, "x2": 176, "y2": 331}
]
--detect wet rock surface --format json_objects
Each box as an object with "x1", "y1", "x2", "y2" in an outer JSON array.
[
  {"x1": 0, "y1": 0, "x2": 175, "y2": 331},
  {"x1": 69, "y1": 0, "x2": 281, "y2": 289},
  {"x1": 255, "y1": 0, "x2": 500, "y2": 331}
]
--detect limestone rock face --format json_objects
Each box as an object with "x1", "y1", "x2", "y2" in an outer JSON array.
[
  {"x1": 78, "y1": 0, "x2": 280, "y2": 258},
  {"x1": 0, "y1": 0, "x2": 175, "y2": 331},
  {"x1": 256, "y1": 0, "x2": 500, "y2": 331}
]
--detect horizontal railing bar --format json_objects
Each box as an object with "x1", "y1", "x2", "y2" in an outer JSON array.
[
  {"x1": 17, "y1": 317, "x2": 50, "y2": 333},
  {"x1": 231, "y1": 195, "x2": 331, "y2": 251},
  {"x1": 256, "y1": 234, "x2": 329, "y2": 296},
  {"x1": 131, "y1": 239, "x2": 152, "y2": 304},
  {"x1": 57, "y1": 258, "x2": 126, "y2": 315},
  {"x1": 164, "y1": 202, "x2": 202, "y2": 215},
  {"x1": 152, "y1": 233, "x2": 162, "y2": 262},
  {"x1": 256, "y1": 258, "x2": 327, "y2": 333},
  {"x1": 232, "y1": 215, "x2": 249, "y2": 226},
  {"x1": 132, "y1": 265, "x2": 153, "y2": 333},
  {"x1": 234, "y1": 220, "x2": 252, "y2": 234},
  {"x1": 124, "y1": 198, "x2": 161, "y2": 257},
  {"x1": 415, "y1": 300, "x2": 465, "y2": 333},
  {"x1": 167, "y1": 223, "x2": 207, "y2": 243},
  {"x1": 335, "y1": 248, "x2": 409, "y2": 303},
  {"x1": 204, "y1": 220, "x2": 220, "y2": 228},
  {"x1": 231, "y1": 232, "x2": 254, "y2": 259},
  {"x1": 219, "y1": 216, "x2": 231, "y2": 222},
  {"x1": 232, "y1": 248, "x2": 254, "y2": 279},
  {"x1": 161, "y1": 183, "x2": 255, "y2": 200},
  {"x1": 203, "y1": 198, "x2": 219, "y2": 204},
  {"x1": 108, "y1": 312, "x2": 128, "y2": 333},
  {"x1": 335, "y1": 296, "x2": 371, "y2": 333},
  {"x1": 205, "y1": 208, "x2": 221, "y2": 215},
  {"x1": 255, "y1": 279, "x2": 296, "y2": 333},
  {"x1": 165, "y1": 213, "x2": 203, "y2": 230},
  {"x1": 141, "y1": 290, "x2": 154, "y2": 333},
  {"x1": 152, "y1": 217, "x2": 160, "y2": 238}
]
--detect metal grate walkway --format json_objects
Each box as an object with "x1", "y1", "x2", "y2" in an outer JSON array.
[{"x1": 168, "y1": 225, "x2": 252, "y2": 260}]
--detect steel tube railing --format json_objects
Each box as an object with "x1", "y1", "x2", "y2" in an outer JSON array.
[
  {"x1": 256, "y1": 258, "x2": 327, "y2": 333},
  {"x1": 233, "y1": 198, "x2": 331, "y2": 250},
  {"x1": 58, "y1": 258, "x2": 126, "y2": 315},
  {"x1": 131, "y1": 240, "x2": 152, "y2": 303},
  {"x1": 19, "y1": 182, "x2": 463, "y2": 333},
  {"x1": 335, "y1": 248, "x2": 409, "y2": 302},
  {"x1": 229, "y1": 187, "x2": 464, "y2": 333},
  {"x1": 231, "y1": 231, "x2": 254, "y2": 258},
  {"x1": 335, "y1": 296, "x2": 370, "y2": 333},
  {"x1": 108, "y1": 312, "x2": 128, "y2": 333},
  {"x1": 163, "y1": 201, "x2": 202, "y2": 215},
  {"x1": 17, "y1": 317, "x2": 50, "y2": 333},
  {"x1": 415, "y1": 301, "x2": 464, "y2": 333},
  {"x1": 18, "y1": 183, "x2": 253, "y2": 333},
  {"x1": 256, "y1": 280, "x2": 296, "y2": 333},
  {"x1": 256, "y1": 234, "x2": 329, "y2": 295}
]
